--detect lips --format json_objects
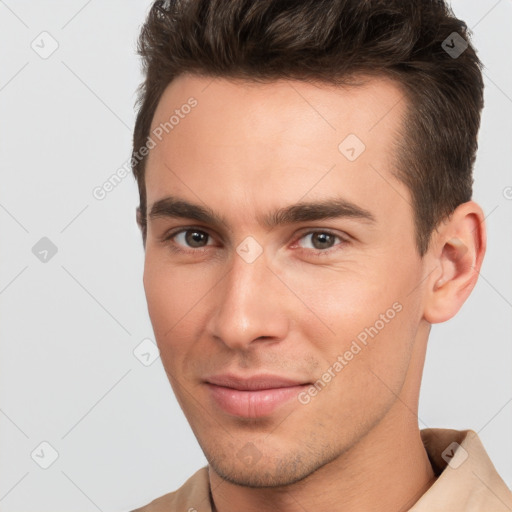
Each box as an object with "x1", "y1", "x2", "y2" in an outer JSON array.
[{"x1": 204, "y1": 374, "x2": 310, "y2": 418}]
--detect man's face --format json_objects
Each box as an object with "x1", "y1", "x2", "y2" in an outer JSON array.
[{"x1": 142, "y1": 74, "x2": 428, "y2": 486}]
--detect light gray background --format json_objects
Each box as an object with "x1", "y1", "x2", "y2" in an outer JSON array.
[{"x1": 0, "y1": 1, "x2": 511, "y2": 511}]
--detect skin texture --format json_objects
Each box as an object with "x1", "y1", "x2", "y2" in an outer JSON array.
[{"x1": 139, "y1": 73, "x2": 486, "y2": 512}]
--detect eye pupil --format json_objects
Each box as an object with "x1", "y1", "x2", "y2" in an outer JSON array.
[
  {"x1": 312, "y1": 232, "x2": 334, "y2": 250},
  {"x1": 185, "y1": 230, "x2": 208, "y2": 247}
]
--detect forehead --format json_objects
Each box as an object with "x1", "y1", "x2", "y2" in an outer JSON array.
[
  {"x1": 149, "y1": 73, "x2": 406, "y2": 146},
  {"x1": 145, "y1": 73, "x2": 410, "y2": 228}
]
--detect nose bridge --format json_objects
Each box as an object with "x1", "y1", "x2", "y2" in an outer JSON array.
[{"x1": 207, "y1": 248, "x2": 288, "y2": 349}]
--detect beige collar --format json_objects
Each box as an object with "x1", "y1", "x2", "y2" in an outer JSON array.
[{"x1": 409, "y1": 428, "x2": 512, "y2": 511}]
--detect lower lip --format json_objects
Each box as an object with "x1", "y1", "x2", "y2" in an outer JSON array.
[{"x1": 206, "y1": 383, "x2": 309, "y2": 418}]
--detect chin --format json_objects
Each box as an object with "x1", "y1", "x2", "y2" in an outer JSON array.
[
  {"x1": 205, "y1": 444, "x2": 339, "y2": 488},
  {"x1": 210, "y1": 460, "x2": 310, "y2": 488}
]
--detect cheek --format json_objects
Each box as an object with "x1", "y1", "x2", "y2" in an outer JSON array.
[
  {"x1": 143, "y1": 253, "x2": 204, "y2": 341},
  {"x1": 281, "y1": 255, "x2": 422, "y2": 383},
  {"x1": 142, "y1": 251, "x2": 225, "y2": 375},
  {"x1": 278, "y1": 260, "x2": 404, "y2": 338}
]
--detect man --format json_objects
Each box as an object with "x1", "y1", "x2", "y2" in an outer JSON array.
[{"x1": 130, "y1": 0, "x2": 512, "y2": 510}]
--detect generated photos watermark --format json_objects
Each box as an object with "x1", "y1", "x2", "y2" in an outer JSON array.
[
  {"x1": 92, "y1": 97, "x2": 198, "y2": 201},
  {"x1": 298, "y1": 301, "x2": 403, "y2": 405}
]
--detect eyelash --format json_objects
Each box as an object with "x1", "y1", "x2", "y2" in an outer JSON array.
[{"x1": 160, "y1": 227, "x2": 349, "y2": 257}]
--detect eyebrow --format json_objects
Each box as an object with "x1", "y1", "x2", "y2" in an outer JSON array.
[{"x1": 148, "y1": 195, "x2": 376, "y2": 229}]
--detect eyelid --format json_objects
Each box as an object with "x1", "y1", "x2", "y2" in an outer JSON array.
[
  {"x1": 160, "y1": 225, "x2": 349, "y2": 255},
  {"x1": 160, "y1": 226, "x2": 219, "y2": 252},
  {"x1": 291, "y1": 229, "x2": 349, "y2": 253}
]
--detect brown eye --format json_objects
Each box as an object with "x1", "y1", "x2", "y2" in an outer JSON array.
[
  {"x1": 312, "y1": 233, "x2": 335, "y2": 249},
  {"x1": 298, "y1": 232, "x2": 340, "y2": 251},
  {"x1": 183, "y1": 230, "x2": 209, "y2": 247},
  {"x1": 169, "y1": 229, "x2": 212, "y2": 249}
]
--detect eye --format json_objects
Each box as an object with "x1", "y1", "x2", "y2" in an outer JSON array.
[
  {"x1": 171, "y1": 229, "x2": 213, "y2": 249},
  {"x1": 297, "y1": 231, "x2": 345, "y2": 251}
]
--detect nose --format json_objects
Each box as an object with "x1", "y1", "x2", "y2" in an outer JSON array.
[{"x1": 205, "y1": 247, "x2": 290, "y2": 351}]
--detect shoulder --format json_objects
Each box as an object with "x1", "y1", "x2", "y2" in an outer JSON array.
[{"x1": 130, "y1": 466, "x2": 211, "y2": 512}]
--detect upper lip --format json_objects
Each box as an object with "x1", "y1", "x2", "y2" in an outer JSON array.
[{"x1": 205, "y1": 374, "x2": 309, "y2": 391}]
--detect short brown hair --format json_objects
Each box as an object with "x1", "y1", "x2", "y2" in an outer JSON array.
[{"x1": 132, "y1": 0, "x2": 484, "y2": 255}]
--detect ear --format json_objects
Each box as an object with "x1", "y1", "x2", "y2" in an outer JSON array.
[{"x1": 423, "y1": 201, "x2": 486, "y2": 324}]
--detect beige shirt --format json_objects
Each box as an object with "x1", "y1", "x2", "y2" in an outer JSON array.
[{"x1": 132, "y1": 429, "x2": 512, "y2": 511}]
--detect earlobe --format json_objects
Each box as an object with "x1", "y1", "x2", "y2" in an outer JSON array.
[{"x1": 423, "y1": 201, "x2": 486, "y2": 324}]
